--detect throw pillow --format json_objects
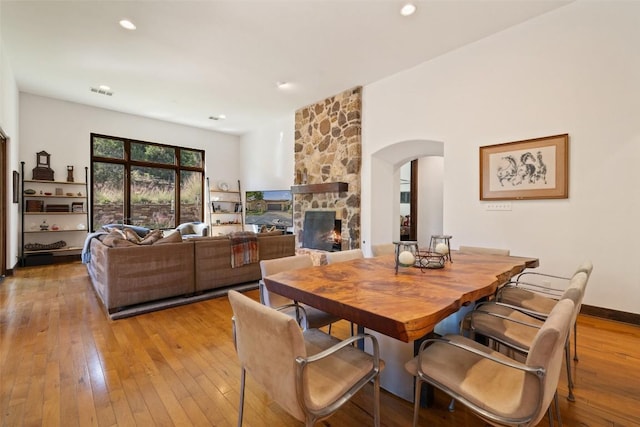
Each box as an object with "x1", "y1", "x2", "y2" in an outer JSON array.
[
  {"x1": 101, "y1": 224, "x2": 151, "y2": 237},
  {"x1": 139, "y1": 229, "x2": 163, "y2": 245},
  {"x1": 111, "y1": 238, "x2": 138, "y2": 248},
  {"x1": 154, "y1": 231, "x2": 183, "y2": 245},
  {"x1": 122, "y1": 227, "x2": 142, "y2": 243},
  {"x1": 100, "y1": 229, "x2": 128, "y2": 247}
]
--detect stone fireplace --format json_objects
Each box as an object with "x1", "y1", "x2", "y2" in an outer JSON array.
[{"x1": 293, "y1": 87, "x2": 362, "y2": 250}]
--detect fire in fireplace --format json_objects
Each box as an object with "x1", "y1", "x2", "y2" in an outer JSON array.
[{"x1": 302, "y1": 211, "x2": 342, "y2": 251}]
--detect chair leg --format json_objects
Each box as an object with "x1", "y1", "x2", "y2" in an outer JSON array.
[
  {"x1": 328, "y1": 323, "x2": 332, "y2": 335},
  {"x1": 373, "y1": 373, "x2": 381, "y2": 427},
  {"x1": 565, "y1": 339, "x2": 576, "y2": 402},
  {"x1": 238, "y1": 368, "x2": 246, "y2": 427},
  {"x1": 413, "y1": 378, "x2": 422, "y2": 427},
  {"x1": 447, "y1": 398, "x2": 455, "y2": 412},
  {"x1": 573, "y1": 321, "x2": 579, "y2": 362},
  {"x1": 554, "y1": 390, "x2": 563, "y2": 427}
]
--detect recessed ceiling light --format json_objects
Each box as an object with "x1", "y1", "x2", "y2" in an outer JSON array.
[
  {"x1": 276, "y1": 81, "x2": 290, "y2": 89},
  {"x1": 400, "y1": 3, "x2": 417, "y2": 16},
  {"x1": 119, "y1": 19, "x2": 136, "y2": 30},
  {"x1": 209, "y1": 114, "x2": 226, "y2": 121},
  {"x1": 98, "y1": 85, "x2": 111, "y2": 91}
]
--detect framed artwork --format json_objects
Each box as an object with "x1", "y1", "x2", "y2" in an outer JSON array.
[
  {"x1": 480, "y1": 134, "x2": 568, "y2": 200},
  {"x1": 12, "y1": 171, "x2": 19, "y2": 203}
]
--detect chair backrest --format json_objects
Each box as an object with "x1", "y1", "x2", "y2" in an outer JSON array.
[
  {"x1": 574, "y1": 260, "x2": 594, "y2": 278},
  {"x1": 560, "y1": 271, "x2": 589, "y2": 324},
  {"x1": 260, "y1": 255, "x2": 313, "y2": 308},
  {"x1": 326, "y1": 248, "x2": 364, "y2": 264},
  {"x1": 228, "y1": 290, "x2": 307, "y2": 421},
  {"x1": 371, "y1": 243, "x2": 395, "y2": 257},
  {"x1": 459, "y1": 245, "x2": 510, "y2": 256},
  {"x1": 525, "y1": 298, "x2": 575, "y2": 425}
]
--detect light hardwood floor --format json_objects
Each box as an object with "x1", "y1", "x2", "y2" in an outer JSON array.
[{"x1": 1, "y1": 262, "x2": 639, "y2": 426}]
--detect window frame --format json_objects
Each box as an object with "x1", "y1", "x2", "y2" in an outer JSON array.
[{"x1": 90, "y1": 133, "x2": 205, "y2": 231}]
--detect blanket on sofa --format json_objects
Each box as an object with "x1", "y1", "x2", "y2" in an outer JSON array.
[
  {"x1": 230, "y1": 232, "x2": 259, "y2": 268},
  {"x1": 81, "y1": 230, "x2": 107, "y2": 263}
]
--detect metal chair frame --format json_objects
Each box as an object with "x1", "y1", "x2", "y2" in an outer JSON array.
[
  {"x1": 467, "y1": 295, "x2": 582, "y2": 402},
  {"x1": 412, "y1": 337, "x2": 560, "y2": 427},
  {"x1": 232, "y1": 316, "x2": 382, "y2": 427},
  {"x1": 497, "y1": 261, "x2": 593, "y2": 365}
]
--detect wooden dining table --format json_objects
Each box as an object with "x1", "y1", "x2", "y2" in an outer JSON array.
[{"x1": 264, "y1": 251, "x2": 539, "y2": 343}]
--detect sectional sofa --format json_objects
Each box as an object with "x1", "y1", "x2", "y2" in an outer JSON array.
[{"x1": 85, "y1": 231, "x2": 295, "y2": 314}]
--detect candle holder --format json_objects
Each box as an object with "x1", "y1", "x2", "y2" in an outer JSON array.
[
  {"x1": 429, "y1": 234, "x2": 453, "y2": 262},
  {"x1": 393, "y1": 241, "x2": 418, "y2": 274}
]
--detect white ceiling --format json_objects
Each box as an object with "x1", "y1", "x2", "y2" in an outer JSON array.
[{"x1": 1, "y1": 1, "x2": 571, "y2": 136}]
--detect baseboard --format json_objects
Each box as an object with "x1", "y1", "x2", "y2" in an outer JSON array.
[{"x1": 581, "y1": 304, "x2": 640, "y2": 326}]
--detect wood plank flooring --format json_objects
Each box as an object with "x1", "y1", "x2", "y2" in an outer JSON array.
[{"x1": 1, "y1": 262, "x2": 639, "y2": 426}]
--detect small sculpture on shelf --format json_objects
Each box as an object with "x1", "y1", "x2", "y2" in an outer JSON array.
[
  {"x1": 40, "y1": 220, "x2": 49, "y2": 231},
  {"x1": 66, "y1": 165, "x2": 74, "y2": 182},
  {"x1": 32, "y1": 151, "x2": 54, "y2": 181}
]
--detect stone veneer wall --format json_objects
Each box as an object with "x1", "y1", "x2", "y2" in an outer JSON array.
[{"x1": 294, "y1": 87, "x2": 362, "y2": 249}]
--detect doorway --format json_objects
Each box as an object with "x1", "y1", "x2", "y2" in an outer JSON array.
[
  {"x1": 399, "y1": 160, "x2": 417, "y2": 241},
  {"x1": 0, "y1": 130, "x2": 7, "y2": 275},
  {"x1": 367, "y1": 139, "x2": 444, "y2": 249}
]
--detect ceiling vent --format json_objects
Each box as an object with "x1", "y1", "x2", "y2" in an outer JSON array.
[{"x1": 90, "y1": 87, "x2": 113, "y2": 96}]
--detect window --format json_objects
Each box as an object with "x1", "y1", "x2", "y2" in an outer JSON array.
[{"x1": 91, "y1": 134, "x2": 204, "y2": 231}]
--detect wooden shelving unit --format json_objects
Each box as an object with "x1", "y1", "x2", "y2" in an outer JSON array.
[
  {"x1": 20, "y1": 163, "x2": 89, "y2": 266},
  {"x1": 208, "y1": 178, "x2": 244, "y2": 234}
]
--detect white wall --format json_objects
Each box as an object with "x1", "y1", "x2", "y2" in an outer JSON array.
[
  {"x1": 19, "y1": 93, "x2": 240, "y2": 179},
  {"x1": 362, "y1": 1, "x2": 640, "y2": 314},
  {"x1": 417, "y1": 156, "x2": 443, "y2": 245},
  {"x1": 0, "y1": 1, "x2": 22, "y2": 270},
  {"x1": 239, "y1": 114, "x2": 295, "y2": 192}
]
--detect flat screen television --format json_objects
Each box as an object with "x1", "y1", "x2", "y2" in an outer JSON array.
[{"x1": 245, "y1": 190, "x2": 293, "y2": 229}]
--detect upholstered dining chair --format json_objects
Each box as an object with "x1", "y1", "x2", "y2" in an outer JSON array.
[
  {"x1": 228, "y1": 290, "x2": 383, "y2": 427},
  {"x1": 405, "y1": 298, "x2": 575, "y2": 427},
  {"x1": 325, "y1": 248, "x2": 364, "y2": 264},
  {"x1": 458, "y1": 245, "x2": 511, "y2": 256},
  {"x1": 259, "y1": 255, "x2": 340, "y2": 330},
  {"x1": 371, "y1": 243, "x2": 396, "y2": 257},
  {"x1": 465, "y1": 271, "x2": 589, "y2": 402},
  {"x1": 496, "y1": 260, "x2": 593, "y2": 367}
]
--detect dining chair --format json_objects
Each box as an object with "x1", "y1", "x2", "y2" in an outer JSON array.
[
  {"x1": 496, "y1": 260, "x2": 593, "y2": 365},
  {"x1": 436, "y1": 245, "x2": 511, "y2": 412},
  {"x1": 465, "y1": 271, "x2": 589, "y2": 401},
  {"x1": 458, "y1": 245, "x2": 510, "y2": 256},
  {"x1": 405, "y1": 298, "x2": 575, "y2": 427},
  {"x1": 325, "y1": 248, "x2": 364, "y2": 264},
  {"x1": 228, "y1": 290, "x2": 383, "y2": 427},
  {"x1": 371, "y1": 243, "x2": 395, "y2": 257},
  {"x1": 259, "y1": 254, "x2": 340, "y2": 330}
]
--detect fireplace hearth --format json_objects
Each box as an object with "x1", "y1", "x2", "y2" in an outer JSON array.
[{"x1": 302, "y1": 211, "x2": 342, "y2": 252}]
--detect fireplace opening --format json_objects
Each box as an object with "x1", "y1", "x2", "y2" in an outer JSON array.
[{"x1": 302, "y1": 211, "x2": 342, "y2": 251}]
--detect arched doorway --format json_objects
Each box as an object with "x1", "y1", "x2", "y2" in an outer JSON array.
[{"x1": 364, "y1": 139, "x2": 444, "y2": 253}]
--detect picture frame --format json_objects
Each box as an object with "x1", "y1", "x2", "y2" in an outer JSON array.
[
  {"x1": 12, "y1": 170, "x2": 19, "y2": 204},
  {"x1": 480, "y1": 134, "x2": 568, "y2": 201}
]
